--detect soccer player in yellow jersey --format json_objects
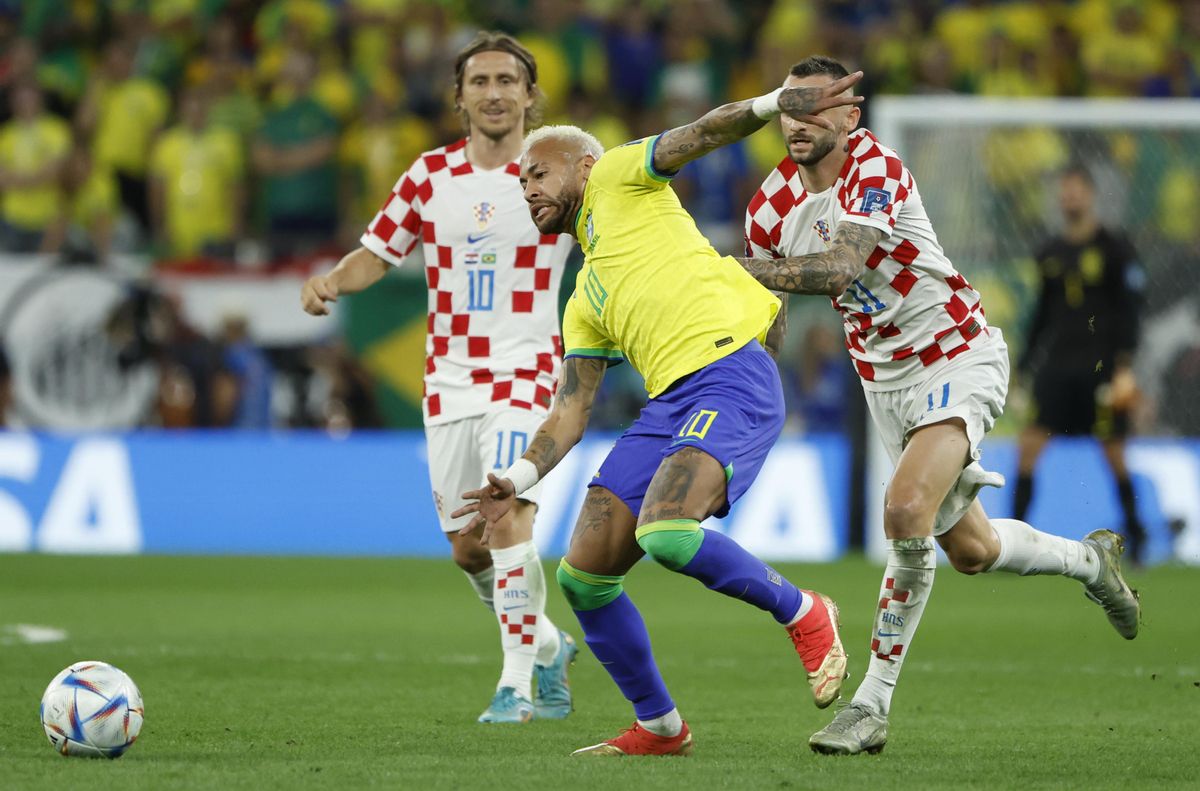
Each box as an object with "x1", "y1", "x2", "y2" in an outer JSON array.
[{"x1": 454, "y1": 71, "x2": 863, "y2": 756}]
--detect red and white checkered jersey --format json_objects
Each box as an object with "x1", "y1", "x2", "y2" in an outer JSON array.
[
  {"x1": 745, "y1": 128, "x2": 991, "y2": 391},
  {"x1": 361, "y1": 138, "x2": 573, "y2": 425}
]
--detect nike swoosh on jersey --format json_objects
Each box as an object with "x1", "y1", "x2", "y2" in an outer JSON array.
[{"x1": 466, "y1": 232, "x2": 494, "y2": 244}]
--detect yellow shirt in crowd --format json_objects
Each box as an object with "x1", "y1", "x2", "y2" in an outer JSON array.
[
  {"x1": 150, "y1": 125, "x2": 244, "y2": 255},
  {"x1": 0, "y1": 114, "x2": 71, "y2": 230},
  {"x1": 93, "y1": 78, "x2": 170, "y2": 176}
]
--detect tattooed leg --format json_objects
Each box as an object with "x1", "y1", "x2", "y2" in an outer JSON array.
[
  {"x1": 564, "y1": 486, "x2": 642, "y2": 576},
  {"x1": 634, "y1": 447, "x2": 806, "y2": 623},
  {"x1": 556, "y1": 487, "x2": 677, "y2": 722}
]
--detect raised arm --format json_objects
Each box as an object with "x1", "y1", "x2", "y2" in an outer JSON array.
[
  {"x1": 452, "y1": 356, "x2": 607, "y2": 541},
  {"x1": 653, "y1": 71, "x2": 863, "y2": 174},
  {"x1": 737, "y1": 222, "x2": 885, "y2": 296}
]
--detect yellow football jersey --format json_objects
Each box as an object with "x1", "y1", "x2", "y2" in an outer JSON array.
[
  {"x1": 563, "y1": 135, "x2": 779, "y2": 397},
  {"x1": 0, "y1": 115, "x2": 71, "y2": 229}
]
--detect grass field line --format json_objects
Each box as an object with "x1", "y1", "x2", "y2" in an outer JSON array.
[{"x1": 0, "y1": 624, "x2": 69, "y2": 645}]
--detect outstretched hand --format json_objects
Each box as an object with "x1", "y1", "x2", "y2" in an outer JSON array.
[
  {"x1": 779, "y1": 70, "x2": 864, "y2": 130},
  {"x1": 451, "y1": 472, "x2": 518, "y2": 546}
]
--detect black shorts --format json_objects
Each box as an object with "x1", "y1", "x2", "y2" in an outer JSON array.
[{"x1": 1032, "y1": 368, "x2": 1128, "y2": 439}]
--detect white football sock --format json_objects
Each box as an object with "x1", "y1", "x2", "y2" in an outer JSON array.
[
  {"x1": 786, "y1": 590, "x2": 816, "y2": 626},
  {"x1": 532, "y1": 556, "x2": 563, "y2": 667},
  {"x1": 464, "y1": 566, "x2": 495, "y2": 610},
  {"x1": 852, "y1": 536, "x2": 937, "y2": 718},
  {"x1": 491, "y1": 541, "x2": 558, "y2": 694},
  {"x1": 987, "y1": 518, "x2": 1100, "y2": 584},
  {"x1": 638, "y1": 707, "x2": 683, "y2": 737}
]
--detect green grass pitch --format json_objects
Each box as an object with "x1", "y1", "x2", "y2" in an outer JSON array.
[{"x1": 0, "y1": 554, "x2": 1196, "y2": 789}]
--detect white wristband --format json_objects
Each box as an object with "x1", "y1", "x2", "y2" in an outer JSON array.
[
  {"x1": 503, "y1": 458, "x2": 540, "y2": 496},
  {"x1": 751, "y1": 87, "x2": 785, "y2": 120}
]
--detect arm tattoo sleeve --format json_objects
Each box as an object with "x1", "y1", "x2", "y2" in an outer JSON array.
[
  {"x1": 736, "y1": 223, "x2": 886, "y2": 296},
  {"x1": 654, "y1": 83, "x2": 852, "y2": 174},
  {"x1": 763, "y1": 291, "x2": 788, "y2": 359},
  {"x1": 654, "y1": 99, "x2": 766, "y2": 174},
  {"x1": 524, "y1": 357, "x2": 607, "y2": 477},
  {"x1": 526, "y1": 433, "x2": 559, "y2": 478}
]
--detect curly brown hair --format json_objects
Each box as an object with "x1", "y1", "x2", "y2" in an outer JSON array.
[{"x1": 453, "y1": 31, "x2": 544, "y2": 131}]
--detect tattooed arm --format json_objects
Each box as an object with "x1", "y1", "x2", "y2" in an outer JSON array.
[
  {"x1": 653, "y1": 72, "x2": 863, "y2": 174},
  {"x1": 763, "y1": 291, "x2": 789, "y2": 359},
  {"x1": 737, "y1": 222, "x2": 886, "y2": 296},
  {"x1": 452, "y1": 356, "x2": 607, "y2": 537},
  {"x1": 522, "y1": 356, "x2": 607, "y2": 478}
]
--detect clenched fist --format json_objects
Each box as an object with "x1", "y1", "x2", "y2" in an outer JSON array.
[{"x1": 301, "y1": 275, "x2": 339, "y2": 316}]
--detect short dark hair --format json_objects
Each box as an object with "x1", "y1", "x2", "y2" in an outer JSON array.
[
  {"x1": 454, "y1": 31, "x2": 543, "y2": 129},
  {"x1": 789, "y1": 56, "x2": 851, "y2": 82},
  {"x1": 1059, "y1": 162, "x2": 1096, "y2": 188}
]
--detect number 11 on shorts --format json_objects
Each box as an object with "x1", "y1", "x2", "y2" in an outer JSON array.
[{"x1": 927, "y1": 383, "x2": 950, "y2": 412}]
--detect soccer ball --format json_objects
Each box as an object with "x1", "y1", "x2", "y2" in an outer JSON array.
[{"x1": 40, "y1": 661, "x2": 144, "y2": 758}]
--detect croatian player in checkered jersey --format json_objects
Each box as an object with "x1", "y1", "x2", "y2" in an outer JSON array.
[
  {"x1": 740, "y1": 56, "x2": 1142, "y2": 755},
  {"x1": 301, "y1": 32, "x2": 577, "y2": 725},
  {"x1": 452, "y1": 74, "x2": 866, "y2": 757}
]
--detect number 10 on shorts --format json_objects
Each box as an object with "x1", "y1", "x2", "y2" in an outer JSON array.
[
  {"x1": 679, "y1": 409, "x2": 719, "y2": 440},
  {"x1": 493, "y1": 431, "x2": 529, "y2": 469}
]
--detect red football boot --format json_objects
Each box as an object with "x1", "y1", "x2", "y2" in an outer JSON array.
[
  {"x1": 786, "y1": 591, "x2": 848, "y2": 708},
  {"x1": 571, "y1": 721, "x2": 693, "y2": 757}
]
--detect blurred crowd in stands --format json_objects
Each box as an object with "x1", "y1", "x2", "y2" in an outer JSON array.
[
  {"x1": 2, "y1": 0, "x2": 1198, "y2": 263},
  {"x1": 0, "y1": 0, "x2": 1197, "y2": 433}
]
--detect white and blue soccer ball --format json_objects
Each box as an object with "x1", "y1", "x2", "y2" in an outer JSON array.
[{"x1": 40, "y1": 661, "x2": 144, "y2": 758}]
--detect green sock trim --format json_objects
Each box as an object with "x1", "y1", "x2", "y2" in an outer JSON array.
[
  {"x1": 724, "y1": 462, "x2": 734, "y2": 482},
  {"x1": 557, "y1": 558, "x2": 624, "y2": 586},
  {"x1": 556, "y1": 559, "x2": 624, "y2": 611},
  {"x1": 635, "y1": 519, "x2": 705, "y2": 571},
  {"x1": 633, "y1": 518, "x2": 700, "y2": 541}
]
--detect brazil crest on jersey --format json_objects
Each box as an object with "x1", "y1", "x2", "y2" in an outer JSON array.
[{"x1": 562, "y1": 136, "x2": 780, "y2": 397}]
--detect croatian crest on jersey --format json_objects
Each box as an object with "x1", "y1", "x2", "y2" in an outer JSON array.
[
  {"x1": 472, "y1": 201, "x2": 495, "y2": 230},
  {"x1": 814, "y1": 219, "x2": 831, "y2": 243},
  {"x1": 861, "y1": 187, "x2": 892, "y2": 213}
]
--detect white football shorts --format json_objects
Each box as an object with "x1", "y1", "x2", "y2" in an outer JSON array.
[
  {"x1": 866, "y1": 329, "x2": 1010, "y2": 536},
  {"x1": 425, "y1": 407, "x2": 547, "y2": 533}
]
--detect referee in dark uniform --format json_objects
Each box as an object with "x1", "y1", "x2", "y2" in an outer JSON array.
[{"x1": 1014, "y1": 163, "x2": 1147, "y2": 563}]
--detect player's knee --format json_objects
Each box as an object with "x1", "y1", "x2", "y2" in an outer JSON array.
[
  {"x1": 449, "y1": 538, "x2": 490, "y2": 574},
  {"x1": 556, "y1": 560, "x2": 624, "y2": 611},
  {"x1": 945, "y1": 544, "x2": 990, "y2": 575},
  {"x1": 883, "y1": 495, "x2": 935, "y2": 538},
  {"x1": 634, "y1": 520, "x2": 704, "y2": 571}
]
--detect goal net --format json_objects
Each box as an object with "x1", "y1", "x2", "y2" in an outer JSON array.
[{"x1": 872, "y1": 97, "x2": 1200, "y2": 438}]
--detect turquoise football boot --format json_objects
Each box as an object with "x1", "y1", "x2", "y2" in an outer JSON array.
[
  {"x1": 477, "y1": 687, "x2": 534, "y2": 724},
  {"x1": 534, "y1": 630, "x2": 578, "y2": 719}
]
